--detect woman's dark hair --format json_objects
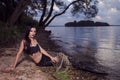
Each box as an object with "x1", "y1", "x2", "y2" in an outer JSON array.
[{"x1": 24, "y1": 26, "x2": 36, "y2": 45}]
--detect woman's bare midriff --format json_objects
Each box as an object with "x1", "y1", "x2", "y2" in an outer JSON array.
[{"x1": 29, "y1": 51, "x2": 42, "y2": 63}]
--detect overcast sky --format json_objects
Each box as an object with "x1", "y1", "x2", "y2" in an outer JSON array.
[
  {"x1": 49, "y1": 0, "x2": 120, "y2": 25},
  {"x1": 33, "y1": 0, "x2": 120, "y2": 25}
]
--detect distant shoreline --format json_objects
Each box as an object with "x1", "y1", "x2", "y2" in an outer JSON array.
[
  {"x1": 48, "y1": 25, "x2": 120, "y2": 27},
  {"x1": 65, "y1": 20, "x2": 110, "y2": 27},
  {"x1": 110, "y1": 25, "x2": 120, "y2": 26}
]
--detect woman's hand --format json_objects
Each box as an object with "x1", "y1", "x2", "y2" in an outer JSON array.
[
  {"x1": 50, "y1": 56, "x2": 59, "y2": 63},
  {"x1": 4, "y1": 65, "x2": 15, "y2": 72}
]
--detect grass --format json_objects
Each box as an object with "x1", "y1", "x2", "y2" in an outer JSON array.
[{"x1": 53, "y1": 70, "x2": 72, "y2": 80}]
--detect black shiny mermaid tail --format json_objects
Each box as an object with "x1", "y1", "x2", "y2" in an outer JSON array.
[{"x1": 36, "y1": 54, "x2": 53, "y2": 66}]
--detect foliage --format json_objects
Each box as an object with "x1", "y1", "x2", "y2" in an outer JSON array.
[
  {"x1": 53, "y1": 70, "x2": 72, "y2": 80},
  {"x1": 0, "y1": 21, "x2": 37, "y2": 47},
  {"x1": 19, "y1": 14, "x2": 38, "y2": 26},
  {"x1": 71, "y1": 0, "x2": 99, "y2": 19},
  {"x1": 25, "y1": 0, "x2": 99, "y2": 29},
  {"x1": 0, "y1": 22, "x2": 20, "y2": 47},
  {"x1": 0, "y1": 0, "x2": 99, "y2": 29},
  {"x1": 0, "y1": 0, "x2": 17, "y2": 22}
]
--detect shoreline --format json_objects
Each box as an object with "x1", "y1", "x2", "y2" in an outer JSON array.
[
  {"x1": 0, "y1": 31, "x2": 107, "y2": 80},
  {"x1": 0, "y1": 47, "x2": 106, "y2": 80}
]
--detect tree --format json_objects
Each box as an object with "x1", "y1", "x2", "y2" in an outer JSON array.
[
  {"x1": 0, "y1": 0, "x2": 16, "y2": 22},
  {"x1": 71, "y1": 0, "x2": 98, "y2": 19},
  {"x1": 0, "y1": 0, "x2": 31, "y2": 26},
  {"x1": 0, "y1": 0, "x2": 98, "y2": 30},
  {"x1": 29, "y1": 0, "x2": 98, "y2": 30},
  {"x1": 27, "y1": 0, "x2": 63, "y2": 29},
  {"x1": 6, "y1": 0, "x2": 31, "y2": 26}
]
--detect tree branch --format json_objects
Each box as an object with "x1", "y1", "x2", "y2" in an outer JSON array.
[
  {"x1": 45, "y1": 0, "x2": 80, "y2": 27},
  {"x1": 39, "y1": 0, "x2": 47, "y2": 26},
  {"x1": 43, "y1": 0, "x2": 55, "y2": 24}
]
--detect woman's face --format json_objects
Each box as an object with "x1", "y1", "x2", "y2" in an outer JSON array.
[{"x1": 29, "y1": 27, "x2": 36, "y2": 38}]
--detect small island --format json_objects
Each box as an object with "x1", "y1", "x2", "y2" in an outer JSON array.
[{"x1": 65, "y1": 20, "x2": 110, "y2": 27}]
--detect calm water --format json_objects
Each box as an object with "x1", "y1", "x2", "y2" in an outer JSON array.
[{"x1": 46, "y1": 26, "x2": 120, "y2": 80}]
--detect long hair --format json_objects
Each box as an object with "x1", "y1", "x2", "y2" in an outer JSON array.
[{"x1": 24, "y1": 26, "x2": 36, "y2": 45}]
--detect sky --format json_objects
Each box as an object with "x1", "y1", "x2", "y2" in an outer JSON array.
[
  {"x1": 33, "y1": 0, "x2": 120, "y2": 25},
  {"x1": 49, "y1": 0, "x2": 120, "y2": 25}
]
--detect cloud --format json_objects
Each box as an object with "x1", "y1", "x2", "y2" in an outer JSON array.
[
  {"x1": 94, "y1": 0, "x2": 120, "y2": 25},
  {"x1": 67, "y1": 0, "x2": 73, "y2": 2},
  {"x1": 96, "y1": 16, "x2": 102, "y2": 20},
  {"x1": 53, "y1": 3, "x2": 60, "y2": 12},
  {"x1": 45, "y1": 0, "x2": 120, "y2": 25}
]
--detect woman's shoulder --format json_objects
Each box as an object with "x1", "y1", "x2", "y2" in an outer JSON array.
[
  {"x1": 22, "y1": 39, "x2": 26, "y2": 42},
  {"x1": 21, "y1": 39, "x2": 26, "y2": 44},
  {"x1": 34, "y1": 39, "x2": 38, "y2": 43},
  {"x1": 34, "y1": 39, "x2": 40, "y2": 45}
]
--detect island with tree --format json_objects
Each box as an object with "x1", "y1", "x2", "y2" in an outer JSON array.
[{"x1": 65, "y1": 20, "x2": 110, "y2": 27}]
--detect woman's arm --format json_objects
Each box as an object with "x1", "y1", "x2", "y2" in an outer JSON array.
[
  {"x1": 38, "y1": 44, "x2": 53, "y2": 59},
  {"x1": 41, "y1": 47, "x2": 58, "y2": 63},
  {"x1": 12, "y1": 40, "x2": 25, "y2": 69},
  {"x1": 37, "y1": 41, "x2": 58, "y2": 63}
]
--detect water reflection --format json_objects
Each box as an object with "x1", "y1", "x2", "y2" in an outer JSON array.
[
  {"x1": 46, "y1": 26, "x2": 120, "y2": 80},
  {"x1": 95, "y1": 27, "x2": 120, "y2": 79},
  {"x1": 96, "y1": 27, "x2": 116, "y2": 67}
]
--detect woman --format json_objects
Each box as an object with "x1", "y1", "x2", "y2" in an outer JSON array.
[{"x1": 5, "y1": 26, "x2": 59, "y2": 71}]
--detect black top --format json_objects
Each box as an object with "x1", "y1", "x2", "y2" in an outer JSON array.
[{"x1": 24, "y1": 44, "x2": 40, "y2": 54}]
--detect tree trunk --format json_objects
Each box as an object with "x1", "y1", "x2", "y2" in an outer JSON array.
[
  {"x1": 2, "y1": 0, "x2": 15, "y2": 22},
  {"x1": 38, "y1": 0, "x2": 47, "y2": 27},
  {"x1": 38, "y1": 0, "x2": 55, "y2": 31},
  {"x1": 6, "y1": 0, "x2": 31, "y2": 27},
  {"x1": 43, "y1": 0, "x2": 55, "y2": 24}
]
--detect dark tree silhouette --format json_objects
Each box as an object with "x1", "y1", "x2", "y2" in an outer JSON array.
[
  {"x1": 0, "y1": 0, "x2": 98, "y2": 30},
  {"x1": 27, "y1": 0, "x2": 98, "y2": 30},
  {"x1": 71, "y1": 0, "x2": 98, "y2": 19},
  {"x1": 6, "y1": 0, "x2": 31, "y2": 26},
  {"x1": 0, "y1": 0, "x2": 31, "y2": 26}
]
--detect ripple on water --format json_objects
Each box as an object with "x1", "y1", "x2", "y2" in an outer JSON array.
[{"x1": 46, "y1": 26, "x2": 120, "y2": 80}]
